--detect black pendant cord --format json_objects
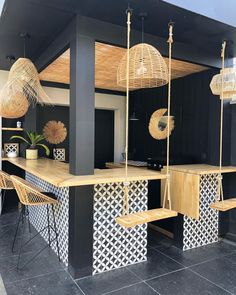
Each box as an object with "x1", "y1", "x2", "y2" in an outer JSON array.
[{"x1": 141, "y1": 16, "x2": 144, "y2": 44}]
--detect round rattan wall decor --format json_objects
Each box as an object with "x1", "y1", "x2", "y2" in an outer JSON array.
[
  {"x1": 43, "y1": 120, "x2": 67, "y2": 145},
  {"x1": 148, "y1": 108, "x2": 175, "y2": 140}
]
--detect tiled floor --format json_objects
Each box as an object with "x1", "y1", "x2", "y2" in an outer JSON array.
[{"x1": 1, "y1": 211, "x2": 236, "y2": 295}]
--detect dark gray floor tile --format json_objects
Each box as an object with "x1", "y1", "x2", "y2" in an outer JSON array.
[
  {"x1": 0, "y1": 247, "x2": 63, "y2": 284},
  {"x1": 0, "y1": 212, "x2": 19, "y2": 227},
  {"x1": 147, "y1": 269, "x2": 230, "y2": 295},
  {"x1": 76, "y1": 267, "x2": 140, "y2": 295},
  {"x1": 0, "y1": 233, "x2": 48, "y2": 258},
  {"x1": 127, "y1": 247, "x2": 184, "y2": 280},
  {"x1": 156, "y1": 241, "x2": 236, "y2": 267},
  {"x1": 148, "y1": 229, "x2": 173, "y2": 249},
  {"x1": 107, "y1": 282, "x2": 158, "y2": 295},
  {"x1": 191, "y1": 257, "x2": 236, "y2": 293},
  {"x1": 5, "y1": 270, "x2": 83, "y2": 295}
]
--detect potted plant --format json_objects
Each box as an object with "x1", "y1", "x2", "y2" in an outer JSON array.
[{"x1": 10, "y1": 131, "x2": 50, "y2": 160}]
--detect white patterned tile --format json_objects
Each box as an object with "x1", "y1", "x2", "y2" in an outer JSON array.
[
  {"x1": 26, "y1": 172, "x2": 69, "y2": 266},
  {"x1": 183, "y1": 174, "x2": 219, "y2": 250},
  {"x1": 93, "y1": 181, "x2": 148, "y2": 274}
]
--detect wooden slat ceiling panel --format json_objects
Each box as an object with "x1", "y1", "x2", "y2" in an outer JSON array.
[{"x1": 39, "y1": 42, "x2": 209, "y2": 91}]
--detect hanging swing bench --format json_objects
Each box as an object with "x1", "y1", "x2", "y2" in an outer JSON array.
[
  {"x1": 210, "y1": 41, "x2": 236, "y2": 212},
  {"x1": 116, "y1": 10, "x2": 177, "y2": 228}
]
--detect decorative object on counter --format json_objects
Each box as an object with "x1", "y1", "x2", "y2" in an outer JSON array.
[
  {"x1": 43, "y1": 121, "x2": 67, "y2": 145},
  {"x1": 0, "y1": 92, "x2": 29, "y2": 119},
  {"x1": 149, "y1": 108, "x2": 175, "y2": 140},
  {"x1": 4, "y1": 143, "x2": 19, "y2": 158},
  {"x1": 210, "y1": 42, "x2": 236, "y2": 211},
  {"x1": 53, "y1": 148, "x2": 65, "y2": 161},
  {"x1": 117, "y1": 12, "x2": 168, "y2": 90},
  {"x1": 10, "y1": 131, "x2": 50, "y2": 160},
  {"x1": 116, "y1": 12, "x2": 177, "y2": 228},
  {"x1": 16, "y1": 121, "x2": 22, "y2": 128},
  {"x1": 210, "y1": 67, "x2": 236, "y2": 99}
]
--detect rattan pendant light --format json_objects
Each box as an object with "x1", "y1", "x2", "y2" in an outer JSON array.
[
  {"x1": 0, "y1": 56, "x2": 29, "y2": 118},
  {"x1": 0, "y1": 34, "x2": 51, "y2": 118},
  {"x1": 210, "y1": 57, "x2": 236, "y2": 99},
  {"x1": 117, "y1": 14, "x2": 168, "y2": 90},
  {"x1": 5, "y1": 57, "x2": 51, "y2": 104}
]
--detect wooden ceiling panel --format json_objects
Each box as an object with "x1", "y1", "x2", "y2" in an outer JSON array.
[{"x1": 39, "y1": 42, "x2": 208, "y2": 91}]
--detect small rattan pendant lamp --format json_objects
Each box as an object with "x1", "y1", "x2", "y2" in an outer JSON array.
[
  {"x1": 210, "y1": 47, "x2": 236, "y2": 100},
  {"x1": 117, "y1": 14, "x2": 168, "y2": 90}
]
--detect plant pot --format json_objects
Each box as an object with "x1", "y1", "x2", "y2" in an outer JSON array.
[{"x1": 26, "y1": 149, "x2": 38, "y2": 160}]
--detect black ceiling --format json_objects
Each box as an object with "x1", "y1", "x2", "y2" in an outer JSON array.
[{"x1": 0, "y1": 0, "x2": 236, "y2": 70}]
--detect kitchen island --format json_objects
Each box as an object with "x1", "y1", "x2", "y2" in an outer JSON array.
[{"x1": 2, "y1": 157, "x2": 166, "y2": 275}]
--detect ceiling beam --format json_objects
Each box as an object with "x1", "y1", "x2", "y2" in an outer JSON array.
[{"x1": 35, "y1": 14, "x2": 230, "y2": 72}]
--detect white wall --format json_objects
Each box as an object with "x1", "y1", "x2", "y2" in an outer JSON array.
[
  {"x1": 43, "y1": 86, "x2": 125, "y2": 162},
  {"x1": 0, "y1": 70, "x2": 125, "y2": 163}
]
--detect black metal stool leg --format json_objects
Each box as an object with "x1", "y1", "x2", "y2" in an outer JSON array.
[
  {"x1": 46, "y1": 205, "x2": 51, "y2": 246},
  {"x1": 25, "y1": 206, "x2": 31, "y2": 234},
  {"x1": 12, "y1": 206, "x2": 24, "y2": 253},
  {"x1": 17, "y1": 209, "x2": 27, "y2": 270},
  {"x1": 51, "y1": 204, "x2": 60, "y2": 261}
]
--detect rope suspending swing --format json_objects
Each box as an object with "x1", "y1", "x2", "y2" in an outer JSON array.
[
  {"x1": 210, "y1": 42, "x2": 236, "y2": 211},
  {"x1": 116, "y1": 19, "x2": 177, "y2": 228}
]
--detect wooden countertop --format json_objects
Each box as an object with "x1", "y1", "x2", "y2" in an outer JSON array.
[
  {"x1": 167, "y1": 164, "x2": 236, "y2": 175},
  {"x1": 2, "y1": 157, "x2": 166, "y2": 187}
]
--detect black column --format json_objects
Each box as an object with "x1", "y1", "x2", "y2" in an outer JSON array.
[
  {"x1": 68, "y1": 23, "x2": 95, "y2": 278},
  {"x1": 69, "y1": 33, "x2": 95, "y2": 175}
]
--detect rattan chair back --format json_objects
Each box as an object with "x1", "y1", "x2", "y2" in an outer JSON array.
[
  {"x1": 10, "y1": 175, "x2": 58, "y2": 206},
  {"x1": 0, "y1": 171, "x2": 14, "y2": 190}
]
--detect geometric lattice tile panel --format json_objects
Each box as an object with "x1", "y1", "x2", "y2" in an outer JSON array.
[
  {"x1": 26, "y1": 172, "x2": 69, "y2": 266},
  {"x1": 183, "y1": 174, "x2": 219, "y2": 251},
  {"x1": 4, "y1": 143, "x2": 19, "y2": 156},
  {"x1": 53, "y1": 148, "x2": 66, "y2": 161},
  {"x1": 93, "y1": 180, "x2": 148, "y2": 274}
]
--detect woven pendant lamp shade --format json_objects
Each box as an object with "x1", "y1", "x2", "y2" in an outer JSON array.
[
  {"x1": 117, "y1": 43, "x2": 168, "y2": 90},
  {"x1": 5, "y1": 58, "x2": 51, "y2": 104},
  {"x1": 0, "y1": 91, "x2": 29, "y2": 118},
  {"x1": 210, "y1": 68, "x2": 236, "y2": 99}
]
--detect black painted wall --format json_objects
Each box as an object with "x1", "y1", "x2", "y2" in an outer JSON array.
[
  {"x1": 129, "y1": 68, "x2": 232, "y2": 166},
  {"x1": 36, "y1": 105, "x2": 114, "y2": 168}
]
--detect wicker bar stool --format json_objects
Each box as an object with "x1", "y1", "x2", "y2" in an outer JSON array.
[
  {"x1": 0, "y1": 171, "x2": 15, "y2": 211},
  {"x1": 10, "y1": 175, "x2": 60, "y2": 270}
]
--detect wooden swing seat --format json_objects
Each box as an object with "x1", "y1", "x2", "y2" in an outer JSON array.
[
  {"x1": 116, "y1": 208, "x2": 178, "y2": 228},
  {"x1": 210, "y1": 198, "x2": 236, "y2": 211}
]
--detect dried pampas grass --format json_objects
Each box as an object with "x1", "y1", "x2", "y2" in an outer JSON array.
[{"x1": 43, "y1": 121, "x2": 67, "y2": 144}]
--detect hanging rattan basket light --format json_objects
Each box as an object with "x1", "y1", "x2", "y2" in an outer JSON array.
[
  {"x1": 5, "y1": 58, "x2": 51, "y2": 104},
  {"x1": 210, "y1": 67, "x2": 236, "y2": 99},
  {"x1": 0, "y1": 91, "x2": 29, "y2": 118},
  {"x1": 117, "y1": 43, "x2": 168, "y2": 90}
]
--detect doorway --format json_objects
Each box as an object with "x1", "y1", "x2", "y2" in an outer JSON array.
[{"x1": 95, "y1": 109, "x2": 114, "y2": 169}]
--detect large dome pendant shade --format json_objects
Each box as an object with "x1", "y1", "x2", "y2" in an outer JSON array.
[
  {"x1": 210, "y1": 67, "x2": 236, "y2": 99},
  {"x1": 0, "y1": 58, "x2": 51, "y2": 118},
  {"x1": 117, "y1": 43, "x2": 168, "y2": 90},
  {"x1": 6, "y1": 58, "x2": 51, "y2": 104}
]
